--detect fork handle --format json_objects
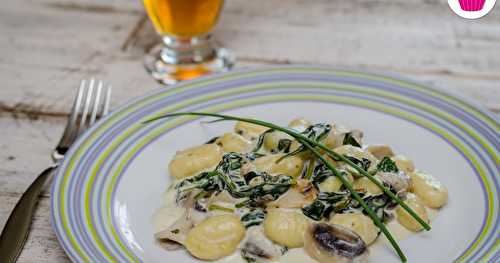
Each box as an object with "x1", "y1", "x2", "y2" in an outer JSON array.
[{"x1": 0, "y1": 166, "x2": 56, "y2": 263}]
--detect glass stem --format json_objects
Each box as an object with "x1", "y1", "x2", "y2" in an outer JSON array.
[{"x1": 160, "y1": 35, "x2": 217, "y2": 65}]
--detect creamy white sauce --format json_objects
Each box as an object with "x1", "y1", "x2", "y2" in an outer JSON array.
[
  {"x1": 153, "y1": 186, "x2": 441, "y2": 263},
  {"x1": 152, "y1": 127, "x2": 446, "y2": 263},
  {"x1": 151, "y1": 186, "x2": 184, "y2": 232}
]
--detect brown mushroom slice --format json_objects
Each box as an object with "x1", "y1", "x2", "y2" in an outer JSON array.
[
  {"x1": 154, "y1": 207, "x2": 207, "y2": 249},
  {"x1": 305, "y1": 223, "x2": 368, "y2": 263},
  {"x1": 154, "y1": 210, "x2": 194, "y2": 249},
  {"x1": 241, "y1": 227, "x2": 283, "y2": 261}
]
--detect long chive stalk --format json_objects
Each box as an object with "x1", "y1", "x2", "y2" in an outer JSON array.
[
  {"x1": 326, "y1": 151, "x2": 430, "y2": 231},
  {"x1": 145, "y1": 112, "x2": 431, "y2": 260},
  {"x1": 146, "y1": 112, "x2": 430, "y2": 230},
  {"x1": 298, "y1": 138, "x2": 406, "y2": 262}
]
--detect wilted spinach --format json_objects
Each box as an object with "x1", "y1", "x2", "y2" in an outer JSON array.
[
  {"x1": 345, "y1": 156, "x2": 372, "y2": 171},
  {"x1": 240, "y1": 209, "x2": 266, "y2": 228},
  {"x1": 343, "y1": 132, "x2": 361, "y2": 147},
  {"x1": 377, "y1": 157, "x2": 399, "y2": 173},
  {"x1": 277, "y1": 123, "x2": 331, "y2": 161},
  {"x1": 302, "y1": 191, "x2": 351, "y2": 220},
  {"x1": 176, "y1": 153, "x2": 294, "y2": 207},
  {"x1": 302, "y1": 191, "x2": 395, "y2": 221},
  {"x1": 311, "y1": 163, "x2": 349, "y2": 189}
]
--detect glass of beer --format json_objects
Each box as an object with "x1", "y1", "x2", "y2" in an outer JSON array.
[{"x1": 143, "y1": 0, "x2": 233, "y2": 85}]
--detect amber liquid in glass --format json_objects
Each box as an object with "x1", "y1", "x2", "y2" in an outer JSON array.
[{"x1": 143, "y1": 0, "x2": 224, "y2": 37}]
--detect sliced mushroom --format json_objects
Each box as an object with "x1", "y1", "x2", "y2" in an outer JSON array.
[
  {"x1": 155, "y1": 193, "x2": 208, "y2": 248},
  {"x1": 241, "y1": 227, "x2": 283, "y2": 261},
  {"x1": 154, "y1": 209, "x2": 194, "y2": 248},
  {"x1": 365, "y1": 144, "x2": 394, "y2": 160},
  {"x1": 376, "y1": 171, "x2": 411, "y2": 193},
  {"x1": 304, "y1": 223, "x2": 368, "y2": 263}
]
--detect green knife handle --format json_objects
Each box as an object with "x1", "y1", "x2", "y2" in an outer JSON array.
[{"x1": 0, "y1": 166, "x2": 55, "y2": 263}]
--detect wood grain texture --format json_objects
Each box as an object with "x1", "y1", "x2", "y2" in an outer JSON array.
[
  {"x1": 0, "y1": 118, "x2": 66, "y2": 262},
  {"x1": 0, "y1": 0, "x2": 499, "y2": 117},
  {"x1": 0, "y1": 196, "x2": 69, "y2": 263},
  {"x1": 0, "y1": 0, "x2": 498, "y2": 261}
]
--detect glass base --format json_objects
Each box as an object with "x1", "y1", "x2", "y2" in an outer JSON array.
[{"x1": 144, "y1": 42, "x2": 234, "y2": 86}]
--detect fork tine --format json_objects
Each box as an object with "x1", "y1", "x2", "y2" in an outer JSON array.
[
  {"x1": 56, "y1": 80, "x2": 86, "y2": 150},
  {"x1": 89, "y1": 80, "x2": 103, "y2": 126},
  {"x1": 55, "y1": 78, "x2": 111, "y2": 156},
  {"x1": 102, "y1": 85, "x2": 112, "y2": 116},
  {"x1": 77, "y1": 78, "x2": 94, "y2": 136}
]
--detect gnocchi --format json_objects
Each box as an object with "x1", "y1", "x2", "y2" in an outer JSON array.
[
  {"x1": 323, "y1": 125, "x2": 363, "y2": 149},
  {"x1": 333, "y1": 145, "x2": 378, "y2": 176},
  {"x1": 365, "y1": 144, "x2": 394, "y2": 160},
  {"x1": 234, "y1": 121, "x2": 268, "y2": 140},
  {"x1": 185, "y1": 215, "x2": 245, "y2": 260},
  {"x1": 410, "y1": 171, "x2": 448, "y2": 208},
  {"x1": 329, "y1": 212, "x2": 378, "y2": 245},
  {"x1": 263, "y1": 130, "x2": 297, "y2": 153},
  {"x1": 288, "y1": 118, "x2": 312, "y2": 132},
  {"x1": 264, "y1": 210, "x2": 310, "y2": 248},
  {"x1": 353, "y1": 177, "x2": 383, "y2": 195},
  {"x1": 391, "y1": 155, "x2": 415, "y2": 173},
  {"x1": 253, "y1": 154, "x2": 304, "y2": 178},
  {"x1": 156, "y1": 116, "x2": 449, "y2": 263},
  {"x1": 318, "y1": 173, "x2": 354, "y2": 192},
  {"x1": 396, "y1": 193, "x2": 429, "y2": 232},
  {"x1": 322, "y1": 124, "x2": 348, "y2": 149},
  {"x1": 215, "y1": 132, "x2": 251, "y2": 153},
  {"x1": 169, "y1": 144, "x2": 223, "y2": 179}
]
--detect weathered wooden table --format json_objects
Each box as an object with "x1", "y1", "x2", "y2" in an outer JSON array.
[{"x1": 0, "y1": 0, "x2": 498, "y2": 262}]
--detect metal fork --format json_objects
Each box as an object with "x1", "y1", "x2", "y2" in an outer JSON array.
[{"x1": 0, "y1": 79, "x2": 112, "y2": 263}]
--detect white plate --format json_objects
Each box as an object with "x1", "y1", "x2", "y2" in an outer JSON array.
[{"x1": 51, "y1": 66, "x2": 499, "y2": 262}]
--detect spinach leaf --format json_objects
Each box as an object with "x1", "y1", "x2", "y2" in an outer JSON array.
[
  {"x1": 252, "y1": 129, "x2": 275, "y2": 152},
  {"x1": 345, "y1": 156, "x2": 371, "y2": 171},
  {"x1": 311, "y1": 163, "x2": 333, "y2": 185},
  {"x1": 302, "y1": 190, "x2": 395, "y2": 222},
  {"x1": 342, "y1": 132, "x2": 361, "y2": 147},
  {"x1": 176, "y1": 153, "x2": 294, "y2": 208},
  {"x1": 302, "y1": 191, "x2": 351, "y2": 220},
  {"x1": 377, "y1": 157, "x2": 399, "y2": 173},
  {"x1": 302, "y1": 199, "x2": 328, "y2": 220},
  {"x1": 311, "y1": 164, "x2": 349, "y2": 189},
  {"x1": 240, "y1": 209, "x2": 266, "y2": 228},
  {"x1": 277, "y1": 138, "x2": 292, "y2": 153},
  {"x1": 277, "y1": 123, "x2": 332, "y2": 161},
  {"x1": 348, "y1": 193, "x2": 396, "y2": 221}
]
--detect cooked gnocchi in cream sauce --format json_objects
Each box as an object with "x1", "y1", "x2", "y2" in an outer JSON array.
[{"x1": 153, "y1": 118, "x2": 448, "y2": 262}]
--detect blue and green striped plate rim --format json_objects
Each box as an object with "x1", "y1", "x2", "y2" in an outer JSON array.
[{"x1": 51, "y1": 65, "x2": 499, "y2": 262}]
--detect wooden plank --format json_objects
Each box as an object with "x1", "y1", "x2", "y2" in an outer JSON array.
[
  {"x1": 0, "y1": 195, "x2": 69, "y2": 263},
  {"x1": 0, "y1": 117, "x2": 66, "y2": 261},
  {"x1": 0, "y1": 0, "x2": 499, "y2": 117},
  {"x1": 0, "y1": 0, "x2": 498, "y2": 261},
  {"x1": 214, "y1": 0, "x2": 500, "y2": 110},
  {"x1": 0, "y1": 117, "x2": 62, "y2": 196},
  {"x1": 0, "y1": 0, "x2": 155, "y2": 115}
]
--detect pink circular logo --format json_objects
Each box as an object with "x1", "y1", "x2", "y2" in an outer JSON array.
[{"x1": 448, "y1": 0, "x2": 496, "y2": 19}]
